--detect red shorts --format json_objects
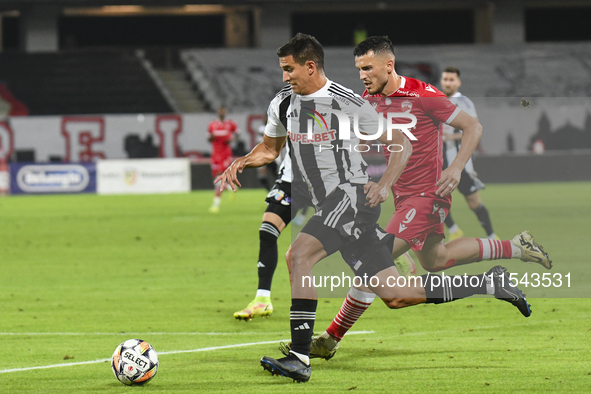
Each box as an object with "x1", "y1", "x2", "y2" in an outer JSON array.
[
  {"x1": 385, "y1": 194, "x2": 451, "y2": 251},
  {"x1": 210, "y1": 155, "x2": 233, "y2": 178}
]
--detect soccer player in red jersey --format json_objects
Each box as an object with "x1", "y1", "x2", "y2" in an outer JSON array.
[
  {"x1": 301, "y1": 36, "x2": 552, "y2": 359},
  {"x1": 208, "y1": 106, "x2": 239, "y2": 213}
]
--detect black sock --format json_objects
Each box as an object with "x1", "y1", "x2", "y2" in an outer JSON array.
[
  {"x1": 444, "y1": 211, "x2": 456, "y2": 229},
  {"x1": 473, "y1": 204, "x2": 494, "y2": 237},
  {"x1": 289, "y1": 299, "x2": 317, "y2": 358},
  {"x1": 421, "y1": 273, "x2": 490, "y2": 304},
  {"x1": 257, "y1": 222, "x2": 280, "y2": 291}
]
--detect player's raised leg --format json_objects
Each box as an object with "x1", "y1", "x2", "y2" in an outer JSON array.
[
  {"x1": 417, "y1": 231, "x2": 552, "y2": 272},
  {"x1": 286, "y1": 239, "x2": 531, "y2": 360}
]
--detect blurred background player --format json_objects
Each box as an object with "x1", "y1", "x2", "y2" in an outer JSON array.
[
  {"x1": 440, "y1": 67, "x2": 498, "y2": 240},
  {"x1": 208, "y1": 106, "x2": 239, "y2": 213}
]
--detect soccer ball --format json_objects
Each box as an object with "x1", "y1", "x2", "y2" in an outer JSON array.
[{"x1": 111, "y1": 339, "x2": 159, "y2": 386}]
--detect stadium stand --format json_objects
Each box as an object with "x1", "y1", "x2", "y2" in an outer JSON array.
[
  {"x1": 0, "y1": 50, "x2": 173, "y2": 115},
  {"x1": 182, "y1": 42, "x2": 591, "y2": 111}
]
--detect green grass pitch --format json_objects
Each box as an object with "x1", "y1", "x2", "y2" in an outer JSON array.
[{"x1": 0, "y1": 182, "x2": 590, "y2": 392}]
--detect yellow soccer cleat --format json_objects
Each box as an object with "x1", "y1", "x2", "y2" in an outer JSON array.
[
  {"x1": 208, "y1": 205, "x2": 220, "y2": 213},
  {"x1": 280, "y1": 331, "x2": 339, "y2": 361},
  {"x1": 448, "y1": 228, "x2": 464, "y2": 241},
  {"x1": 394, "y1": 252, "x2": 416, "y2": 277},
  {"x1": 233, "y1": 297, "x2": 273, "y2": 321},
  {"x1": 511, "y1": 231, "x2": 552, "y2": 269}
]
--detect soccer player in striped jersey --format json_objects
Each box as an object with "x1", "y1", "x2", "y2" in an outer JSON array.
[
  {"x1": 299, "y1": 36, "x2": 552, "y2": 361},
  {"x1": 217, "y1": 33, "x2": 532, "y2": 382},
  {"x1": 440, "y1": 67, "x2": 498, "y2": 241}
]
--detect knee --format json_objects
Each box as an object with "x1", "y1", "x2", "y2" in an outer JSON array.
[
  {"x1": 288, "y1": 246, "x2": 308, "y2": 272},
  {"x1": 467, "y1": 196, "x2": 482, "y2": 211}
]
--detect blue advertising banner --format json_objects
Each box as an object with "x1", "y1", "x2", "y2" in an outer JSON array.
[{"x1": 10, "y1": 163, "x2": 96, "y2": 195}]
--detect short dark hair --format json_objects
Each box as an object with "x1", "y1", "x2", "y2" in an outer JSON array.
[
  {"x1": 443, "y1": 66, "x2": 461, "y2": 77},
  {"x1": 353, "y1": 36, "x2": 395, "y2": 57},
  {"x1": 277, "y1": 33, "x2": 324, "y2": 71}
]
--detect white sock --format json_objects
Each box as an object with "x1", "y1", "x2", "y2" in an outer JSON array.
[
  {"x1": 290, "y1": 351, "x2": 310, "y2": 365},
  {"x1": 256, "y1": 289, "x2": 271, "y2": 298},
  {"x1": 213, "y1": 196, "x2": 221, "y2": 208},
  {"x1": 448, "y1": 224, "x2": 459, "y2": 233},
  {"x1": 511, "y1": 243, "x2": 522, "y2": 258},
  {"x1": 348, "y1": 287, "x2": 377, "y2": 303}
]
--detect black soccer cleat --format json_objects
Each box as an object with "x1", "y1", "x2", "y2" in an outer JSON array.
[
  {"x1": 260, "y1": 354, "x2": 311, "y2": 383},
  {"x1": 488, "y1": 265, "x2": 531, "y2": 317}
]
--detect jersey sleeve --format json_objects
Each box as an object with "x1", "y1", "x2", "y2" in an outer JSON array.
[
  {"x1": 423, "y1": 96, "x2": 461, "y2": 125},
  {"x1": 264, "y1": 97, "x2": 288, "y2": 138},
  {"x1": 207, "y1": 121, "x2": 213, "y2": 135}
]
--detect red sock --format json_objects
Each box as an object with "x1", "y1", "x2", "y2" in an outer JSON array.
[
  {"x1": 477, "y1": 238, "x2": 513, "y2": 260},
  {"x1": 326, "y1": 288, "x2": 374, "y2": 341}
]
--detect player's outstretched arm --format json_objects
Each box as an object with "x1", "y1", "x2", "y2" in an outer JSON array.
[
  {"x1": 436, "y1": 110, "x2": 482, "y2": 196},
  {"x1": 215, "y1": 135, "x2": 286, "y2": 192},
  {"x1": 364, "y1": 129, "x2": 412, "y2": 207}
]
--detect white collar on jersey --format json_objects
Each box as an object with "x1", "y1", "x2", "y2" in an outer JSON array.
[
  {"x1": 399, "y1": 76, "x2": 406, "y2": 89},
  {"x1": 300, "y1": 78, "x2": 331, "y2": 97},
  {"x1": 451, "y1": 91, "x2": 462, "y2": 98}
]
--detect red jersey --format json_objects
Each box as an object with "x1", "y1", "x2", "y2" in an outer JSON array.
[
  {"x1": 363, "y1": 76, "x2": 460, "y2": 197},
  {"x1": 208, "y1": 119, "x2": 238, "y2": 157}
]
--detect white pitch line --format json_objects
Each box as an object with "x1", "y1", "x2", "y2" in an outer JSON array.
[
  {"x1": 0, "y1": 332, "x2": 293, "y2": 336},
  {"x1": 0, "y1": 331, "x2": 373, "y2": 374},
  {"x1": 0, "y1": 330, "x2": 375, "y2": 337}
]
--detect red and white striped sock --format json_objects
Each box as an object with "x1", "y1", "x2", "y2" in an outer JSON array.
[
  {"x1": 477, "y1": 238, "x2": 521, "y2": 260},
  {"x1": 326, "y1": 288, "x2": 375, "y2": 341}
]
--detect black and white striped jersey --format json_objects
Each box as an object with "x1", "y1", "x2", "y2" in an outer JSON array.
[
  {"x1": 264, "y1": 79, "x2": 381, "y2": 206},
  {"x1": 276, "y1": 142, "x2": 292, "y2": 183},
  {"x1": 442, "y1": 91, "x2": 478, "y2": 175}
]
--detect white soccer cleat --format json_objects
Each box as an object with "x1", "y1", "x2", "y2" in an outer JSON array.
[{"x1": 511, "y1": 231, "x2": 552, "y2": 269}]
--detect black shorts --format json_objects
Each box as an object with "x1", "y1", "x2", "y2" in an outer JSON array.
[
  {"x1": 264, "y1": 181, "x2": 313, "y2": 225},
  {"x1": 301, "y1": 183, "x2": 395, "y2": 277},
  {"x1": 265, "y1": 181, "x2": 293, "y2": 225},
  {"x1": 457, "y1": 169, "x2": 485, "y2": 196}
]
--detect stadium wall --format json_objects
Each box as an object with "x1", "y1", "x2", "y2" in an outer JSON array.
[
  {"x1": 3, "y1": 98, "x2": 591, "y2": 162},
  {"x1": 3, "y1": 111, "x2": 591, "y2": 193}
]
